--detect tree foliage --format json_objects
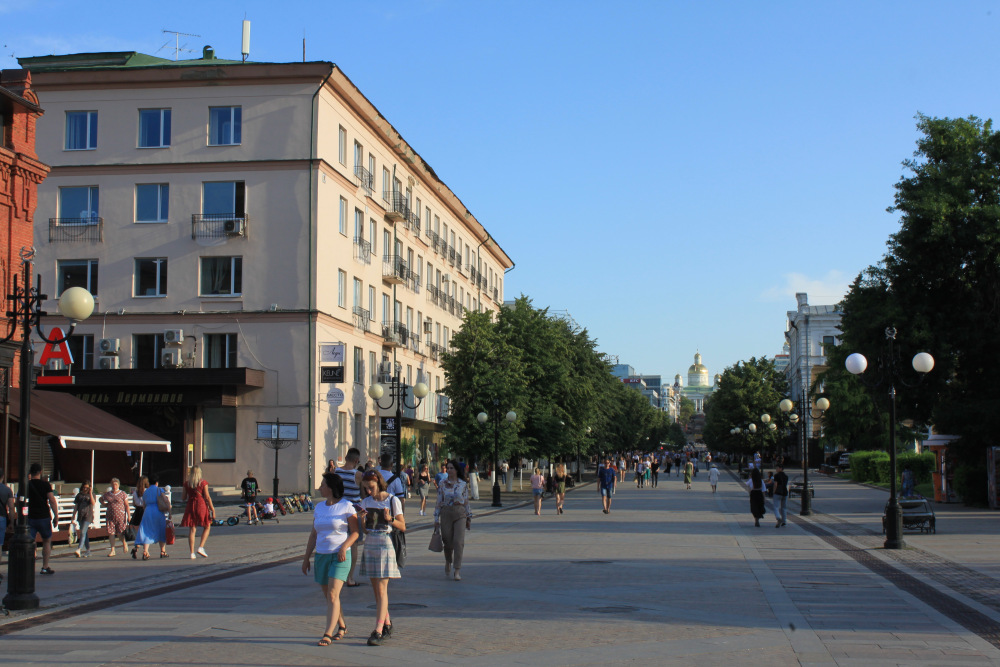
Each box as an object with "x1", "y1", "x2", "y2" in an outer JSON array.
[{"x1": 703, "y1": 357, "x2": 788, "y2": 457}]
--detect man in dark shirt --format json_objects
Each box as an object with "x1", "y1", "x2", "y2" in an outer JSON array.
[
  {"x1": 597, "y1": 458, "x2": 616, "y2": 514},
  {"x1": 239, "y1": 471, "x2": 259, "y2": 524},
  {"x1": 27, "y1": 463, "x2": 60, "y2": 574},
  {"x1": 773, "y1": 463, "x2": 789, "y2": 528}
]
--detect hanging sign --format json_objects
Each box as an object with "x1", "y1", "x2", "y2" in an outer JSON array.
[
  {"x1": 319, "y1": 344, "x2": 345, "y2": 363},
  {"x1": 326, "y1": 388, "x2": 345, "y2": 406},
  {"x1": 321, "y1": 366, "x2": 345, "y2": 383}
]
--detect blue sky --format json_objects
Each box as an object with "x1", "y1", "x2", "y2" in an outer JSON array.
[{"x1": 3, "y1": 0, "x2": 998, "y2": 382}]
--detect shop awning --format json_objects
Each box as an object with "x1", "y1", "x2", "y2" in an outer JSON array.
[{"x1": 8, "y1": 389, "x2": 171, "y2": 452}]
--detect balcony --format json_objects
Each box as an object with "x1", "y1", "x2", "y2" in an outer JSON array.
[
  {"x1": 492, "y1": 287, "x2": 500, "y2": 302},
  {"x1": 448, "y1": 246, "x2": 456, "y2": 267},
  {"x1": 354, "y1": 165, "x2": 374, "y2": 195},
  {"x1": 381, "y1": 320, "x2": 408, "y2": 347},
  {"x1": 410, "y1": 336, "x2": 422, "y2": 355},
  {"x1": 385, "y1": 191, "x2": 410, "y2": 222},
  {"x1": 49, "y1": 218, "x2": 103, "y2": 242},
  {"x1": 352, "y1": 306, "x2": 371, "y2": 332},
  {"x1": 409, "y1": 211, "x2": 421, "y2": 235},
  {"x1": 191, "y1": 214, "x2": 249, "y2": 240},
  {"x1": 426, "y1": 230, "x2": 441, "y2": 253},
  {"x1": 382, "y1": 254, "x2": 409, "y2": 284},
  {"x1": 353, "y1": 237, "x2": 372, "y2": 264}
]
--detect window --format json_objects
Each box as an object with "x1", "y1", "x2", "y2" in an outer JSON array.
[
  {"x1": 203, "y1": 407, "x2": 236, "y2": 461},
  {"x1": 205, "y1": 333, "x2": 237, "y2": 368},
  {"x1": 353, "y1": 141, "x2": 363, "y2": 169},
  {"x1": 354, "y1": 208, "x2": 364, "y2": 240},
  {"x1": 338, "y1": 269, "x2": 346, "y2": 308},
  {"x1": 65, "y1": 111, "x2": 97, "y2": 150},
  {"x1": 339, "y1": 197, "x2": 348, "y2": 236},
  {"x1": 383, "y1": 229, "x2": 391, "y2": 260},
  {"x1": 201, "y1": 256, "x2": 243, "y2": 296},
  {"x1": 382, "y1": 293, "x2": 390, "y2": 322},
  {"x1": 368, "y1": 286, "x2": 375, "y2": 321},
  {"x1": 353, "y1": 346, "x2": 364, "y2": 383},
  {"x1": 369, "y1": 351, "x2": 377, "y2": 384},
  {"x1": 138, "y1": 109, "x2": 171, "y2": 148},
  {"x1": 369, "y1": 219, "x2": 377, "y2": 254},
  {"x1": 208, "y1": 106, "x2": 241, "y2": 145},
  {"x1": 135, "y1": 184, "x2": 169, "y2": 222},
  {"x1": 368, "y1": 154, "x2": 376, "y2": 185},
  {"x1": 338, "y1": 411, "x2": 348, "y2": 448},
  {"x1": 57, "y1": 259, "x2": 98, "y2": 296},
  {"x1": 67, "y1": 334, "x2": 95, "y2": 370},
  {"x1": 203, "y1": 181, "x2": 245, "y2": 216},
  {"x1": 135, "y1": 258, "x2": 167, "y2": 297},
  {"x1": 338, "y1": 126, "x2": 347, "y2": 165},
  {"x1": 382, "y1": 167, "x2": 390, "y2": 201},
  {"x1": 353, "y1": 278, "x2": 363, "y2": 309},
  {"x1": 58, "y1": 186, "x2": 99, "y2": 222},
  {"x1": 133, "y1": 333, "x2": 165, "y2": 369}
]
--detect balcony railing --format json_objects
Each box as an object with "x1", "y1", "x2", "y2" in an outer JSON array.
[
  {"x1": 382, "y1": 254, "x2": 409, "y2": 284},
  {"x1": 456, "y1": 253, "x2": 463, "y2": 272},
  {"x1": 191, "y1": 213, "x2": 249, "y2": 240},
  {"x1": 492, "y1": 287, "x2": 500, "y2": 302},
  {"x1": 352, "y1": 306, "x2": 371, "y2": 332},
  {"x1": 409, "y1": 211, "x2": 421, "y2": 235},
  {"x1": 385, "y1": 191, "x2": 410, "y2": 222},
  {"x1": 354, "y1": 165, "x2": 374, "y2": 195},
  {"x1": 353, "y1": 237, "x2": 372, "y2": 264},
  {"x1": 381, "y1": 320, "x2": 409, "y2": 347},
  {"x1": 427, "y1": 230, "x2": 441, "y2": 253},
  {"x1": 411, "y1": 336, "x2": 422, "y2": 354},
  {"x1": 448, "y1": 246, "x2": 456, "y2": 266},
  {"x1": 49, "y1": 218, "x2": 103, "y2": 242}
]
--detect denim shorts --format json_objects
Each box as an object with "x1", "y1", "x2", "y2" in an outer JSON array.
[
  {"x1": 600, "y1": 487, "x2": 613, "y2": 498},
  {"x1": 532, "y1": 488, "x2": 544, "y2": 497},
  {"x1": 28, "y1": 517, "x2": 53, "y2": 540}
]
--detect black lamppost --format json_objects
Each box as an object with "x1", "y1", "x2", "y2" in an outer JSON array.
[
  {"x1": 477, "y1": 401, "x2": 516, "y2": 507},
  {"x1": 846, "y1": 327, "x2": 933, "y2": 549},
  {"x1": 780, "y1": 395, "x2": 829, "y2": 515},
  {"x1": 3, "y1": 249, "x2": 94, "y2": 610},
  {"x1": 369, "y1": 369, "x2": 429, "y2": 491}
]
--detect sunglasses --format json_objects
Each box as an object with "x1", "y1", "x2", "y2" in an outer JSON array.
[{"x1": 362, "y1": 471, "x2": 380, "y2": 479}]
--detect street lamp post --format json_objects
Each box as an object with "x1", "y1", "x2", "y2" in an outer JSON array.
[
  {"x1": 3, "y1": 249, "x2": 94, "y2": 610},
  {"x1": 780, "y1": 394, "x2": 829, "y2": 515},
  {"x1": 368, "y1": 369, "x2": 429, "y2": 495},
  {"x1": 846, "y1": 326, "x2": 933, "y2": 549},
  {"x1": 477, "y1": 401, "x2": 516, "y2": 507}
]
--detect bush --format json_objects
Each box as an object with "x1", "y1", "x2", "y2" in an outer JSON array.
[
  {"x1": 850, "y1": 451, "x2": 888, "y2": 483},
  {"x1": 953, "y1": 462, "x2": 989, "y2": 506},
  {"x1": 897, "y1": 451, "x2": 935, "y2": 484}
]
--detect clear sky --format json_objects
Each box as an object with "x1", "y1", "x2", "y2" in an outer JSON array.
[{"x1": 3, "y1": 0, "x2": 998, "y2": 382}]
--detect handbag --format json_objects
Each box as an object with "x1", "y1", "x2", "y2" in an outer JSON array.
[
  {"x1": 388, "y1": 500, "x2": 406, "y2": 567},
  {"x1": 428, "y1": 528, "x2": 443, "y2": 553},
  {"x1": 165, "y1": 519, "x2": 175, "y2": 545},
  {"x1": 123, "y1": 525, "x2": 136, "y2": 542},
  {"x1": 157, "y1": 490, "x2": 171, "y2": 513}
]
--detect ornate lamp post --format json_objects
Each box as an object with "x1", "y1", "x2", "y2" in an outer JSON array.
[
  {"x1": 477, "y1": 402, "x2": 516, "y2": 507},
  {"x1": 3, "y1": 249, "x2": 94, "y2": 610},
  {"x1": 369, "y1": 369, "x2": 429, "y2": 493},
  {"x1": 846, "y1": 327, "x2": 933, "y2": 549},
  {"x1": 780, "y1": 395, "x2": 829, "y2": 515}
]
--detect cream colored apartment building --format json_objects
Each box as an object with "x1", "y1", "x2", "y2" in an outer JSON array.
[{"x1": 19, "y1": 49, "x2": 512, "y2": 491}]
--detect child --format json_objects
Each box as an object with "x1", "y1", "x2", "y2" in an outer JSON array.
[{"x1": 262, "y1": 498, "x2": 276, "y2": 520}]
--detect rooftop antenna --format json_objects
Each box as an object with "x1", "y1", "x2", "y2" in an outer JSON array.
[
  {"x1": 159, "y1": 30, "x2": 200, "y2": 60},
  {"x1": 241, "y1": 18, "x2": 251, "y2": 62}
]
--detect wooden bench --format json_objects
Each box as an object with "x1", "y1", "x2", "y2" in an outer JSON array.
[{"x1": 882, "y1": 497, "x2": 936, "y2": 534}]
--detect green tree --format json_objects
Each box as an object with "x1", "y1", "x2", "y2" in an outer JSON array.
[
  {"x1": 677, "y1": 396, "x2": 696, "y2": 426},
  {"x1": 703, "y1": 357, "x2": 788, "y2": 457}
]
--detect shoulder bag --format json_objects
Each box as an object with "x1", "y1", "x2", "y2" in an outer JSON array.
[
  {"x1": 387, "y1": 495, "x2": 406, "y2": 568},
  {"x1": 156, "y1": 489, "x2": 171, "y2": 513}
]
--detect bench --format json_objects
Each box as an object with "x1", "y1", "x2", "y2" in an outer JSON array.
[{"x1": 882, "y1": 497, "x2": 936, "y2": 535}]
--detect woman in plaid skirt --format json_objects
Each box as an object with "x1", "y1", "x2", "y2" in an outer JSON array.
[{"x1": 358, "y1": 469, "x2": 405, "y2": 646}]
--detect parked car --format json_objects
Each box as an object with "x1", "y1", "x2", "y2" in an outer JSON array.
[{"x1": 838, "y1": 453, "x2": 852, "y2": 467}]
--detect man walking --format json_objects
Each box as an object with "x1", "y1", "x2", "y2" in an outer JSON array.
[
  {"x1": 598, "y1": 458, "x2": 616, "y2": 514},
  {"x1": 378, "y1": 452, "x2": 407, "y2": 509},
  {"x1": 27, "y1": 463, "x2": 60, "y2": 575},
  {"x1": 334, "y1": 448, "x2": 364, "y2": 587},
  {"x1": 773, "y1": 463, "x2": 789, "y2": 527}
]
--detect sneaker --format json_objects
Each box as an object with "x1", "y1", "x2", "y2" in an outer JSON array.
[
  {"x1": 367, "y1": 630, "x2": 383, "y2": 646},
  {"x1": 190, "y1": 553, "x2": 197, "y2": 559},
  {"x1": 382, "y1": 623, "x2": 392, "y2": 639},
  {"x1": 197, "y1": 547, "x2": 208, "y2": 558},
  {"x1": 40, "y1": 567, "x2": 54, "y2": 575}
]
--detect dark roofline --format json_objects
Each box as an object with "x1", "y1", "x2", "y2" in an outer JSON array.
[{"x1": 0, "y1": 85, "x2": 42, "y2": 113}]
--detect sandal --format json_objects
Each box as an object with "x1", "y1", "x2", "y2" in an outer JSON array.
[
  {"x1": 317, "y1": 633, "x2": 333, "y2": 647},
  {"x1": 332, "y1": 626, "x2": 347, "y2": 641},
  {"x1": 160, "y1": 552, "x2": 169, "y2": 558},
  {"x1": 142, "y1": 553, "x2": 150, "y2": 561},
  {"x1": 108, "y1": 551, "x2": 116, "y2": 557}
]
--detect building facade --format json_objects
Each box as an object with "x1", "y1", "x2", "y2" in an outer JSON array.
[
  {"x1": 21, "y1": 50, "x2": 512, "y2": 490},
  {"x1": 784, "y1": 292, "x2": 841, "y2": 445}
]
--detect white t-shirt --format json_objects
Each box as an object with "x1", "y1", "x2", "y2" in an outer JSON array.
[{"x1": 313, "y1": 497, "x2": 355, "y2": 554}]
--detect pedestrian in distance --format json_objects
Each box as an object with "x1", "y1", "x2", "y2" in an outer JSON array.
[
  {"x1": 747, "y1": 468, "x2": 766, "y2": 527},
  {"x1": 553, "y1": 463, "x2": 568, "y2": 514},
  {"x1": 302, "y1": 472, "x2": 359, "y2": 646},
  {"x1": 773, "y1": 463, "x2": 789, "y2": 527},
  {"x1": 650, "y1": 458, "x2": 660, "y2": 488},
  {"x1": 181, "y1": 465, "x2": 215, "y2": 559},
  {"x1": 598, "y1": 458, "x2": 616, "y2": 513},
  {"x1": 415, "y1": 463, "x2": 431, "y2": 516},
  {"x1": 358, "y1": 469, "x2": 405, "y2": 646},
  {"x1": 764, "y1": 471, "x2": 775, "y2": 498},
  {"x1": 70, "y1": 480, "x2": 96, "y2": 557},
  {"x1": 26, "y1": 463, "x2": 59, "y2": 574},
  {"x1": 239, "y1": 470, "x2": 260, "y2": 524},
  {"x1": 434, "y1": 460, "x2": 472, "y2": 580},
  {"x1": 135, "y1": 474, "x2": 169, "y2": 560},
  {"x1": 530, "y1": 467, "x2": 545, "y2": 515},
  {"x1": 683, "y1": 459, "x2": 694, "y2": 490},
  {"x1": 468, "y1": 461, "x2": 480, "y2": 501},
  {"x1": 334, "y1": 447, "x2": 364, "y2": 587},
  {"x1": 708, "y1": 464, "x2": 720, "y2": 493},
  {"x1": 100, "y1": 477, "x2": 131, "y2": 557},
  {"x1": 499, "y1": 460, "x2": 508, "y2": 485},
  {"x1": 0, "y1": 468, "x2": 15, "y2": 574},
  {"x1": 433, "y1": 462, "x2": 448, "y2": 490},
  {"x1": 129, "y1": 476, "x2": 148, "y2": 558}
]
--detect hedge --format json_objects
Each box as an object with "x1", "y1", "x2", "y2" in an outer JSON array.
[
  {"x1": 849, "y1": 450, "x2": 934, "y2": 485},
  {"x1": 849, "y1": 451, "x2": 887, "y2": 483}
]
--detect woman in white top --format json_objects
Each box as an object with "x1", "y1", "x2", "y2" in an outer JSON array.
[
  {"x1": 434, "y1": 460, "x2": 472, "y2": 581},
  {"x1": 302, "y1": 472, "x2": 359, "y2": 646},
  {"x1": 358, "y1": 469, "x2": 405, "y2": 646}
]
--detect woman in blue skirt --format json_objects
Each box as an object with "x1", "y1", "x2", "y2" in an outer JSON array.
[{"x1": 135, "y1": 474, "x2": 168, "y2": 560}]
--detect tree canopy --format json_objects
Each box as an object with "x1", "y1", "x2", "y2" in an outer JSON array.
[{"x1": 702, "y1": 357, "x2": 788, "y2": 457}]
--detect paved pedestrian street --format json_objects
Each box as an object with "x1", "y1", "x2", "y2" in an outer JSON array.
[{"x1": 2, "y1": 470, "x2": 999, "y2": 666}]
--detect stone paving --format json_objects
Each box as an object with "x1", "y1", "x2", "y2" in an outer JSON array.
[{"x1": 0, "y1": 468, "x2": 998, "y2": 666}]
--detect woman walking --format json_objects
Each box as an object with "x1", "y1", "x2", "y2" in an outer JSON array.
[
  {"x1": 302, "y1": 472, "x2": 359, "y2": 645},
  {"x1": 100, "y1": 478, "x2": 131, "y2": 556},
  {"x1": 416, "y1": 463, "x2": 431, "y2": 516},
  {"x1": 70, "y1": 480, "x2": 96, "y2": 557},
  {"x1": 683, "y1": 458, "x2": 694, "y2": 490},
  {"x1": 129, "y1": 476, "x2": 148, "y2": 558},
  {"x1": 434, "y1": 460, "x2": 472, "y2": 580},
  {"x1": 181, "y1": 465, "x2": 215, "y2": 559},
  {"x1": 135, "y1": 474, "x2": 169, "y2": 560},
  {"x1": 468, "y1": 461, "x2": 480, "y2": 501},
  {"x1": 553, "y1": 463, "x2": 568, "y2": 514},
  {"x1": 747, "y1": 468, "x2": 766, "y2": 527},
  {"x1": 530, "y1": 467, "x2": 545, "y2": 515},
  {"x1": 358, "y1": 469, "x2": 404, "y2": 646}
]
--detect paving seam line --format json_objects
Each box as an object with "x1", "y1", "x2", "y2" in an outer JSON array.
[{"x1": 0, "y1": 480, "x2": 590, "y2": 635}]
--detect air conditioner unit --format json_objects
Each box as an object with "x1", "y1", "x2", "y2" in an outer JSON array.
[
  {"x1": 423, "y1": 321, "x2": 433, "y2": 334},
  {"x1": 223, "y1": 218, "x2": 245, "y2": 235},
  {"x1": 98, "y1": 338, "x2": 120, "y2": 354},
  {"x1": 160, "y1": 349, "x2": 181, "y2": 368},
  {"x1": 163, "y1": 329, "x2": 184, "y2": 345},
  {"x1": 98, "y1": 356, "x2": 120, "y2": 370}
]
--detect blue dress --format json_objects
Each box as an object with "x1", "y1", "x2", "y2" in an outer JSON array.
[{"x1": 135, "y1": 486, "x2": 167, "y2": 545}]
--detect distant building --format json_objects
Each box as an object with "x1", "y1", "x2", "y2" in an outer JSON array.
[
  {"x1": 785, "y1": 292, "x2": 841, "y2": 445},
  {"x1": 773, "y1": 342, "x2": 790, "y2": 375}
]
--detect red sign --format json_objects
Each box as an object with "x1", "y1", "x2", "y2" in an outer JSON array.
[{"x1": 37, "y1": 327, "x2": 75, "y2": 385}]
